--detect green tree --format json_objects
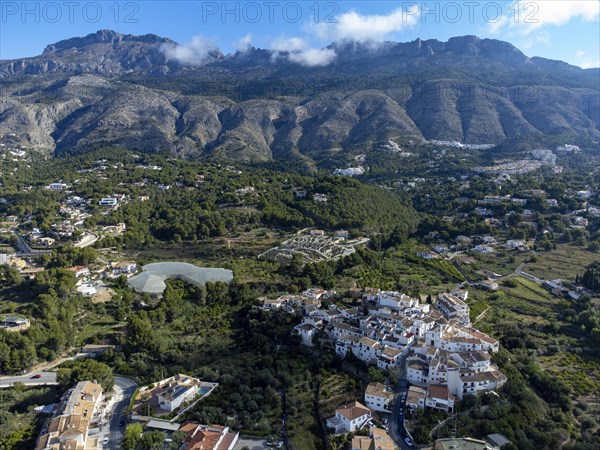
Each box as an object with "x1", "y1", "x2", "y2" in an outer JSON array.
[
  {"x1": 0, "y1": 266, "x2": 23, "y2": 286},
  {"x1": 139, "y1": 431, "x2": 166, "y2": 450},
  {"x1": 122, "y1": 423, "x2": 143, "y2": 450},
  {"x1": 368, "y1": 367, "x2": 385, "y2": 383},
  {"x1": 58, "y1": 360, "x2": 114, "y2": 391}
]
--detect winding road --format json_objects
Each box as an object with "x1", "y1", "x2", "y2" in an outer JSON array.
[{"x1": 74, "y1": 232, "x2": 99, "y2": 248}]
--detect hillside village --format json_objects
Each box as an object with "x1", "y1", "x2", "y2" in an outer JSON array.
[
  {"x1": 0, "y1": 144, "x2": 598, "y2": 450},
  {"x1": 257, "y1": 286, "x2": 504, "y2": 437}
]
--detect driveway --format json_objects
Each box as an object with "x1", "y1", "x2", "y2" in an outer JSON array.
[{"x1": 233, "y1": 437, "x2": 269, "y2": 450}]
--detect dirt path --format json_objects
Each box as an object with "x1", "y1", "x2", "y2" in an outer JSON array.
[{"x1": 473, "y1": 306, "x2": 491, "y2": 324}]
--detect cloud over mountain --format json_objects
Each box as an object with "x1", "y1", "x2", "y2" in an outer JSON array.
[
  {"x1": 270, "y1": 37, "x2": 336, "y2": 67},
  {"x1": 308, "y1": 7, "x2": 419, "y2": 42},
  {"x1": 161, "y1": 35, "x2": 221, "y2": 65}
]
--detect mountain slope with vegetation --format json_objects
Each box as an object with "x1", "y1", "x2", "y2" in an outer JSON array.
[{"x1": 0, "y1": 31, "x2": 598, "y2": 165}]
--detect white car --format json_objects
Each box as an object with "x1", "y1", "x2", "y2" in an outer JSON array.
[
  {"x1": 103, "y1": 437, "x2": 109, "y2": 444},
  {"x1": 405, "y1": 437, "x2": 413, "y2": 446}
]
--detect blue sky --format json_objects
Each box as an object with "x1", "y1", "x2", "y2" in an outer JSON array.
[{"x1": 1, "y1": 1, "x2": 599, "y2": 68}]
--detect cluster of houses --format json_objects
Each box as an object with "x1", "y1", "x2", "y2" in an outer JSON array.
[
  {"x1": 269, "y1": 287, "x2": 505, "y2": 418},
  {"x1": 333, "y1": 167, "x2": 365, "y2": 177},
  {"x1": 34, "y1": 378, "x2": 234, "y2": 450},
  {"x1": 35, "y1": 381, "x2": 104, "y2": 450},
  {"x1": 426, "y1": 233, "x2": 531, "y2": 259},
  {"x1": 0, "y1": 249, "x2": 137, "y2": 299},
  {"x1": 292, "y1": 188, "x2": 330, "y2": 203},
  {"x1": 4, "y1": 188, "x2": 126, "y2": 250},
  {"x1": 325, "y1": 398, "x2": 396, "y2": 447},
  {"x1": 405, "y1": 322, "x2": 505, "y2": 411},
  {"x1": 428, "y1": 140, "x2": 494, "y2": 150}
]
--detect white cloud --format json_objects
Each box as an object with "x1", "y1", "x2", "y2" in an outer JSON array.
[
  {"x1": 575, "y1": 50, "x2": 600, "y2": 69},
  {"x1": 288, "y1": 48, "x2": 337, "y2": 67},
  {"x1": 308, "y1": 7, "x2": 419, "y2": 42},
  {"x1": 520, "y1": 30, "x2": 552, "y2": 49},
  {"x1": 276, "y1": 7, "x2": 420, "y2": 66},
  {"x1": 270, "y1": 37, "x2": 337, "y2": 67},
  {"x1": 271, "y1": 37, "x2": 309, "y2": 53},
  {"x1": 490, "y1": 1, "x2": 599, "y2": 35},
  {"x1": 235, "y1": 34, "x2": 253, "y2": 53},
  {"x1": 534, "y1": 30, "x2": 551, "y2": 45},
  {"x1": 161, "y1": 35, "x2": 219, "y2": 66}
]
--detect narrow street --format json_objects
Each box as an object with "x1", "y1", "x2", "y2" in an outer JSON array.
[
  {"x1": 13, "y1": 233, "x2": 51, "y2": 256},
  {"x1": 388, "y1": 358, "x2": 416, "y2": 450},
  {"x1": 94, "y1": 376, "x2": 138, "y2": 450}
]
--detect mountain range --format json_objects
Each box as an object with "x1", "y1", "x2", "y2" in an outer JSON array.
[{"x1": 0, "y1": 30, "x2": 598, "y2": 165}]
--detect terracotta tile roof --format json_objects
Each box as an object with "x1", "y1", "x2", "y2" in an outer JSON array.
[
  {"x1": 365, "y1": 383, "x2": 394, "y2": 400},
  {"x1": 371, "y1": 428, "x2": 395, "y2": 450},
  {"x1": 427, "y1": 384, "x2": 451, "y2": 400},
  {"x1": 352, "y1": 436, "x2": 374, "y2": 450},
  {"x1": 336, "y1": 401, "x2": 371, "y2": 421}
]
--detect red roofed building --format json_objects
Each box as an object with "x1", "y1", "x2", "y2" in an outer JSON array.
[
  {"x1": 179, "y1": 423, "x2": 239, "y2": 450},
  {"x1": 68, "y1": 266, "x2": 90, "y2": 278},
  {"x1": 327, "y1": 401, "x2": 372, "y2": 433}
]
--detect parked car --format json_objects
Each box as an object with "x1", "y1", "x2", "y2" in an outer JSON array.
[
  {"x1": 103, "y1": 437, "x2": 109, "y2": 444},
  {"x1": 30, "y1": 374, "x2": 41, "y2": 379}
]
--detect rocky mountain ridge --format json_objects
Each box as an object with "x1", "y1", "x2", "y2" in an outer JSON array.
[{"x1": 0, "y1": 30, "x2": 598, "y2": 163}]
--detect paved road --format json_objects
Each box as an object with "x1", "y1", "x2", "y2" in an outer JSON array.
[
  {"x1": 74, "y1": 232, "x2": 99, "y2": 248},
  {"x1": 520, "y1": 270, "x2": 544, "y2": 284},
  {"x1": 14, "y1": 233, "x2": 51, "y2": 256},
  {"x1": 96, "y1": 376, "x2": 138, "y2": 450},
  {"x1": 496, "y1": 262, "x2": 527, "y2": 281},
  {"x1": 0, "y1": 352, "x2": 98, "y2": 388},
  {"x1": 0, "y1": 371, "x2": 58, "y2": 388},
  {"x1": 388, "y1": 358, "x2": 416, "y2": 450}
]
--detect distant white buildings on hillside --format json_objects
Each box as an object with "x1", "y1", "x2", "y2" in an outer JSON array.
[
  {"x1": 333, "y1": 167, "x2": 365, "y2": 177},
  {"x1": 429, "y1": 140, "x2": 494, "y2": 150}
]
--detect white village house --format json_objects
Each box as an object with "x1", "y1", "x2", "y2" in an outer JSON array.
[{"x1": 326, "y1": 401, "x2": 372, "y2": 433}]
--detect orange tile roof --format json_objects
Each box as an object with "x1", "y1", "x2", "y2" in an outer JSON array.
[{"x1": 337, "y1": 401, "x2": 371, "y2": 421}]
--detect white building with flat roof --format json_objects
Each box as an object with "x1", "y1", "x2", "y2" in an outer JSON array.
[
  {"x1": 364, "y1": 383, "x2": 394, "y2": 412},
  {"x1": 436, "y1": 293, "x2": 470, "y2": 325},
  {"x1": 98, "y1": 198, "x2": 118, "y2": 207}
]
